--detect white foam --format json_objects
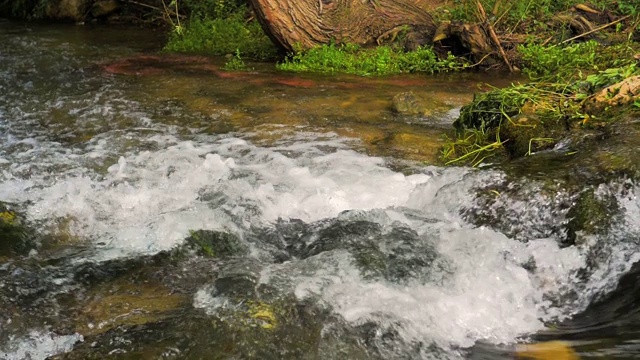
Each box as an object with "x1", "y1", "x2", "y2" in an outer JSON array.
[
  {"x1": 259, "y1": 223, "x2": 587, "y2": 352},
  {"x1": 0, "y1": 331, "x2": 83, "y2": 360},
  {"x1": 0, "y1": 136, "x2": 442, "y2": 259}
]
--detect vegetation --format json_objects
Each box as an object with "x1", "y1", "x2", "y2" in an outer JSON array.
[
  {"x1": 277, "y1": 43, "x2": 462, "y2": 76},
  {"x1": 441, "y1": 0, "x2": 639, "y2": 32},
  {"x1": 438, "y1": 0, "x2": 640, "y2": 167},
  {"x1": 223, "y1": 49, "x2": 250, "y2": 70},
  {"x1": 518, "y1": 40, "x2": 639, "y2": 81},
  {"x1": 164, "y1": 9, "x2": 277, "y2": 60},
  {"x1": 442, "y1": 59, "x2": 640, "y2": 165},
  {"x1": 0, "y1": 0, "x2": 46, "y2": 19}
]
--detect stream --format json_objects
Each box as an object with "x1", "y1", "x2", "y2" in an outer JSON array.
[{"x1": 2, "y1": 20, "x2": 640, "y2": 359}]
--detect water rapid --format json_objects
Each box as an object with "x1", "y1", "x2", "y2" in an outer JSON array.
[{"x1": 1, "y1": 21, "x2": 640, "y2": 359}]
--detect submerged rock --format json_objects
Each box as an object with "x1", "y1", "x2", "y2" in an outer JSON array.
[
  {"x1": 258, "y1": 215, "x2": 443, "y2": 284},
  {"x1": 391, "y1": 91, "x2": 450, "y2": 117},
  {"x1": 392, "y1": 91, "x2": 424, "y2": 115}
]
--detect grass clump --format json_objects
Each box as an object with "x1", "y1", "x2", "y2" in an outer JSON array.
[
  {"x1": 164, "y1": 10, "x2": 278, "y2": 60},
  {"x1": 223, "y1": 50, "x2": 250, "y2": 71},
  {"x1": 277, "y1": 43, "x2": 462, "y2": 76},
  {"x1": 442, "y1": 62, "x2": 640, "y2": 166},
  {"x1": 443, "y1": 83, "x2": 574, "y2": 165},
  {"x1": 518, "y1": 40, "x2": 639, "y2": 81},
  {"x1": 441, "y1": 0, "x2": 638, "y2": 33}
]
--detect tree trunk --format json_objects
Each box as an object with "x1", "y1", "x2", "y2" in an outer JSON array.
[{"x1": 248, "y1": 0, "x2": 437, "y2": 51}]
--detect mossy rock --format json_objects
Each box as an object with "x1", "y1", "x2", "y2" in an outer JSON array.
[
  {"x1": 452, "y1": 84, "x2": 576, "y2": 162},
  {"x1": 565, "y1": 188, "x2": 619, "y2": 246},
  {"x1": 454, "y1": 87, "x2": 524, "y2": 132},
  {"x1": 57, "y1": 293, "x2": 370, "y2": 359},
  {"x1": 0, "y1": 202, "x2": 34, "y2": 258},
  {"x1": 297, "y1": 219, "x2": 441, "y2": 283},
  {"x1": 185, "y1": 230, "x2": 248, "y2": 258},
  {"x1": 75, "y1": 282, "x2": 188, "y2": 336},
  {"x1": 499, "y1": 111, "x2": 568, "y2": 158}
]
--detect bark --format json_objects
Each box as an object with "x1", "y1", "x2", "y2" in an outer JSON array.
[{"x1": 248, "y1": 0, "x2": 437, "y2": 51}]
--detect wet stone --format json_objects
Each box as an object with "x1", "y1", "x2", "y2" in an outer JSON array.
[
  {"x1": 566, "y1": 187, "x2": 620, "y2": 246},
  {"x1": 262, "y1": 215, "x2": 443, "y2": 284},
  {"x1": 392, "y1": 91, "x2": 423, "y2": 115},
  {"x1": 185, "y1": 230, "x2": 248, "y2": 258}
]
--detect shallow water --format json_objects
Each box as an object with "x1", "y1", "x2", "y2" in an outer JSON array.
[{"x1": 1, "y1": 20, "x2": 640, "y2": 359}]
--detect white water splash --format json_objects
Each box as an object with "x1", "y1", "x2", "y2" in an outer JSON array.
[
  {"x1": 0, "y1": 136, "x2": 436, "y2": 258},
  {"x1": 0, "y1": 331, "x2": 83, "y2": 360}
]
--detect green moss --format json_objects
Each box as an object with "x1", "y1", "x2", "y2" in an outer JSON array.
[
  {"x1": 277, "y1": 43, "x2": 462, "y2": 76},
  {"x1": 351, "y1": 243, "x2": 387, "y2": 279},
  {"x1": 186, "y1": 230, "x2": 247, "y2": 258},
  {"x1": 164, "y1": 11, "x2": 278, "y2": 61},
  {"x1": 566, "y1": 188, "x2": 619, "y2": 245}
]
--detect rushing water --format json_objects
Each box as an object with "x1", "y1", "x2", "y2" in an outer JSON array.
[{"x1": 1, "y1": 20, "x2": 640, "y2": 359}]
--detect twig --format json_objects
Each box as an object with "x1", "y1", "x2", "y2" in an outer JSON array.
[
  {"x1": 476, "y1": 0, "x2": 514, "y2": 72},
  {"x1": 466, "y1": 52, "x2": 493, "y2": 68},
  {"x1": 124, "y1": 0, "x2": 186, "y2": 19},
  {"x1": 560, "y1": 15, "x2": 631, "y2": 44}
]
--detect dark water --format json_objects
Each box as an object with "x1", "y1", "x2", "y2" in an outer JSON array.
[{"x1": 1, "y1": 20, "x2": 640, "y2": 359}]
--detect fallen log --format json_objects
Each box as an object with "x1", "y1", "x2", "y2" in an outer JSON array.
[{"x1": 247, "y1": 0, "x2": 437, "y2": 51}]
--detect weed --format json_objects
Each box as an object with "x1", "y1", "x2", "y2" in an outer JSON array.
[
  {"x1": 440, "y1": 128, "x2": 506, "y2": 167},
  {"x1": 223, "y1": 50, "x2": 250, "y2": 71}
]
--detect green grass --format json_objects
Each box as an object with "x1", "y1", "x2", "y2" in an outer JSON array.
[
  {"x1": 164, "y1": 11, "x2": 278, "y2": 60},
  {"x1": 442, "y1": 0, "x2": 638, "y2": 32},
  {"x1": 276, "y1": 43, "x2": 462, "y2": 76},
  {"x1": 518, "y1": 40, "x2": 639, "y2": 81}
]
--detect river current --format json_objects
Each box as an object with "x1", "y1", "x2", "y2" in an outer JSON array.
[{"x1": 1, "y1": 21, "x2": 640, "y2": 359}]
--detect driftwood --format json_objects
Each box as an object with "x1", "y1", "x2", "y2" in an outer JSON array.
[
  {"x1": 247, "y1": 0, "x2": 437, "y2": 51},
  {"x1": 475, "y1": 0, "x2": 514, "y2": 72}
]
